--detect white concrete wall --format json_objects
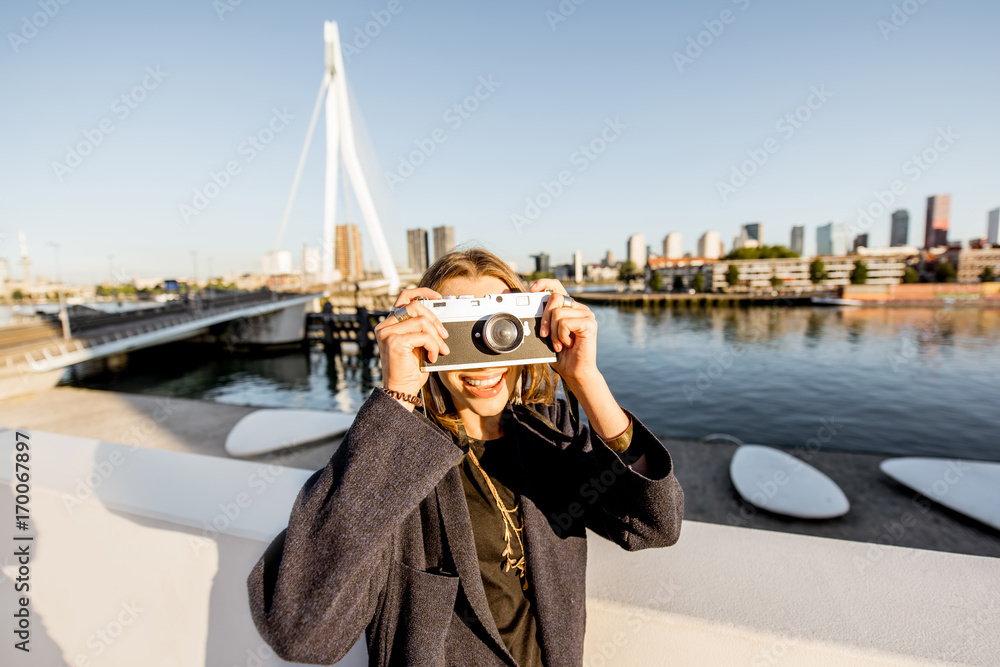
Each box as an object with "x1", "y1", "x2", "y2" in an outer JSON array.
[{"x1": 2, "y1": 429, "x2": 996, "y2": 666}]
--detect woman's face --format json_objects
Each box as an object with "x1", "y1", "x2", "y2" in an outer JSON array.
[{"x1": 434, "y1": 275, "x2": 520, "y2": 418}]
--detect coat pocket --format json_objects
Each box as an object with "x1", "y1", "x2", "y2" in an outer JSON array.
[{"x1": 387, "y1": 560, "x2": 460, "y2": 666}]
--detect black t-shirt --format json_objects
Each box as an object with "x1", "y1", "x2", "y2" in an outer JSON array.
[{"x1": 459, "y1": 430, "x2": 545, "y2": 667}]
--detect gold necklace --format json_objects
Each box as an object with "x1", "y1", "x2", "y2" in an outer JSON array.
[{"x1": 466, "y1": 445, "x2": 528, "y2": 591}]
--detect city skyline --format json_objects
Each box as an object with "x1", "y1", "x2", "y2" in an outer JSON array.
[{"x1": 4, "y1": 2, "x2": 999, "y2": 283}]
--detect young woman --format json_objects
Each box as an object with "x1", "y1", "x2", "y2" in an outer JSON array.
[{"x1": 247, "y1": 248, "x2": 684, "y2": 667}]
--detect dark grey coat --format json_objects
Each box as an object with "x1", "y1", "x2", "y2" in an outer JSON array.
[{"x1": 247, "y1": 387, "x2": 683, "y2": 666}]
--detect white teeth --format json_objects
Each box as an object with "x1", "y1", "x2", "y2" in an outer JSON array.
[{"x1": 464, "y1": 374, "x2": 503, "y2": 388}]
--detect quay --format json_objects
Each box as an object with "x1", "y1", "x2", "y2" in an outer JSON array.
[{"x1": 573, "y1": 291, "x2": 817, "y2": 308}]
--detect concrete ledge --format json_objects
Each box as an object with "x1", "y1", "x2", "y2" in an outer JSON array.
[{"x1": 2, "y1": 429, "x2": 996, "y2": 666}]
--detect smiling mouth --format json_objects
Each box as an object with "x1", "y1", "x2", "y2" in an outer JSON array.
[
  {"x1": 457, "y1": 369, "x2": 510, "y2": 397},
  {"x1": 461, "y1": 371, "x2": 506, "y2": 389}
]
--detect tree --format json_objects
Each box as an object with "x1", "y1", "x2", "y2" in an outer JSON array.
[
  {"x1": 11, "y1": 289, "x2": 24, "y2": 301},
  {"x1": 809, "y1": 258, "x2": 829, "y2": 284},
  {"x1": 725, "y1": 264, "x2": 740, "y2": 288},
  {"x1": 526, "y1": 271, "x2": 555, "y2": 283},
  {"x1": 936, "y1": 260, "x2": 957, "y2": 283},
  {"x1": 770, "y1": 275, "x2": 783, "y2": 291},
  {"x1": 649, "y1": 271, "x2": 663, "y2": 292},
  {"x1": 980, "y1": 266, "x2": 996, "y2": 283},
  {"x1": 617, "y1": 260, "x2": 639, "y2": 282},
  {"x1": 850, "y1": 259, "x2": 869, "y2": 285},
  {"x1": 692, "y1": 273, "x2": 705, "y2": 293},
  {"x1": 902, "y1": 267, "x2": 919, "y2": 284},
  {"x1": 672, "y1": 275, "x2": 685, "y2": 292},
  {"x1": 725, "y1": 244, "x2": 800, "y2": 260}
]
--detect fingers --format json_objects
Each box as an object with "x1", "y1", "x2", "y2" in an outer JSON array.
[
  {"x1": 529, "y1": 278, "x2": 566, "y2": 295},
  {"x1": 389, "y1": 330, "x2": 449, "y2": 363},
  {"x1": 392, "y1": 287, "x2": 442, "y2": 309},
  {"x1": 379, "y1": 295, "x2": 448, "y2": 335},
  {"x1": 376, "y1": 299, "x2": 451, "y2": 363},
  {"x1": 539, "y1": 291, "x2": 578, "y2": 338},
  {"x1": 547, "y1": 307, "x2": 595, "y2": 352}
]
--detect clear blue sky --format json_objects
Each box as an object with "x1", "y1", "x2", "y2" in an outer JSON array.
[{"x1": 2, "y1": 0, "x2": 998, "y2": 284}]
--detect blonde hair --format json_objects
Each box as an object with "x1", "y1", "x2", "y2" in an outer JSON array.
[{"x1": 417, "y1": 247, "x2": 557, "y2": 437}]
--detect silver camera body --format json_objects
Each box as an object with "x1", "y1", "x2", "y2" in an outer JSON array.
[{"x1": 419, "y1": 291, "x2": 556, "y2": 372}]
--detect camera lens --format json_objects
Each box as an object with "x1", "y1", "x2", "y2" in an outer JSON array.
[{"x1": 483, "y1": 313, "x2": 524, "y2": 353}]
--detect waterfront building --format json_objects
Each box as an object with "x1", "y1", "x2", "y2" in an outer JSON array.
[
  {"x1": 988, "y1": 208, "x2": 999, "y2": 246},
  {"x1": 627, "y1": 234, "x2": 647, "y2": 268},
  {"x1": 790, "y1": 226, "x2": 804, "y2": 255},
  {"x1": 942, "y1": 247, "x2": 1000, "y2": 283},
  {"x1": 924, "y1": 195, "x2": 950, "y2": 249},
  {"x1": 573, "y1": 250, "x2": 583, "y2": 283},
  {"x1": 817, "y1": 221, "x2": 851, "y2": 256},
  {"x1": 406, "y1": 229, "x2": 429, "y2": 274},
  {"x1": 432, "y1": 226, "x2": 455, "y2": 261},
  {"x1": 663, "y1": 233, "x2": 683, "y2": 259},
  {"x1": 698, "y1": 231, "x2": 722, "y2": 259},
  {"x1": 709, "y1": 251, "x2": 915, "y2": 292},
  {"x1": 335, "y1": 224, "x2": 364, "y2": 280},
  {"x1": 891, "y1": 210, "x2": 909, "y2": 247}
]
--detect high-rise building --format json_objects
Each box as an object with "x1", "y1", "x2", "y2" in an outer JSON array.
[
  {"x1": 891, "y1": 210, "x2": 909, "y2": 247},
  {"x1": 406, "y1": 229, "x2": 429, "y2": 273},
  {"x1": 432, "y1": 226, "x2": 455, "y2": 261},
  {"x1": 335, "y1": 224, "x2": 364, "y2": 280},
  {"x1": 531, "y1": 253, "x2": 550, "y2": 275},
  {"x1": 744, "y1": 222, "x2": 763, "y2": 246},
  {"x1": 816, "y1": 221, "x2": 850, "y2": 256},
  {"x1": 663, "y1": 233, "x2": 683, "y2": 259},
  {"x1": 603, "y1": 250, "x2": 615, "y2": 267},
  {"x1": 924, "y1": 195, "x2": 950, "y2": 249},
  {"x1": 988, "y1": 208, "x2": 999, "y2": 246},
  {"x1": 698, "y1": 231, "x2": 722, "y2": 259},
  {"x1": 302, "y1": 245, "x2": 320, "y2": 282},
  {"x1": 790, "y1": 226, "x2": 804, "y2": 255},
  {"x1": 573, "y1": 250, "x2": 583, "y2": 283},
  {"x1": 853, "y1": 234, "x2": 869, "y2": 252},
  {"x1": 627, "y1": 234, "x2": 647, "y2": 268},
  {"x1": 262, "y1": 250, "x2": 292, "y2": 276}
]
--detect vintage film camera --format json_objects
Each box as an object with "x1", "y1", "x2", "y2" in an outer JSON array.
[{"x1": 418, "y1": 291, "x2": 557, "y2": 372}]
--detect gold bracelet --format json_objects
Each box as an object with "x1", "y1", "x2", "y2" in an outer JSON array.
[{"x1": 601, "y1": 415, "x2": 633, "y2": 454}]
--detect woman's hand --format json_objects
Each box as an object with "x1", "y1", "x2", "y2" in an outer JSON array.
[
  {"x1": 374, "y1": 288, "x2": 450, "y2": 407},
  {"x1": 528, "y1": 279, "x2": 600, "y2": 386}
]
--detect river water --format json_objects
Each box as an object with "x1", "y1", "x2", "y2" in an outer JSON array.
[{"x1": 65, "y1": 306, "x2": 1000, "y2": 462}]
